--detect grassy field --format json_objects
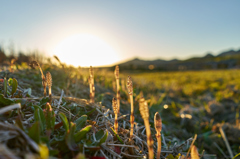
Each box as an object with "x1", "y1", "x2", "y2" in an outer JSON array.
[
  {"x1": 105, "y1": 69, "x2": 240, "y2": 157},
  {"x1": 125, "y1": 70, "x2": 240, "y2": 156},
  {"x1": 0, "y1": 62, "x2": 240, "y2": 158}
]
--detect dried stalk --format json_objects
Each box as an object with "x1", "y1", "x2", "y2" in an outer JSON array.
[
  {"x1": 106, "y1": 143, "x2": 135, "y2": 148},
  {"x1": 213, "y1": 142, "x2": 228, "y2": 159},
  {"x1": 127, "y1": 76, "x2": 134, "y2": 139},
  {"x1": 219, "y1": 126, "x2": 233, "y2": 158},
  {"x1": 186, "y1": 134, "x2": 197, "y2": 158},
  {"x1": 0, "y1": 144, "x2": 18, "y2": 159},
  {"x1": 54, "y1": 90, "x2": 64, "y2": 115},
  {"x1": 66, "y1": 79, "x2": 70, "y2": 96},
  {"x1": 46, "y1": 71, "x2": 52, "y2": 103},
  {"x1": 191, "y1": 145, "x2": 200, "y2": 159},
  {"x1": 89, "y1": 66, "x2": 95, "y2": 103},
  {"x1": 110, "y1": 114, "x2": 129, "y2": 122},
  {"x1": 101, "y1": 143, "x2": 122, "y2": 158},
  {"x1": 4, "y1": 77, "x2": 7, "y2": 97},
  {"x1": 112, "y1": 97, "x2": 118, "y2": 133},
  {"x1": 53, "y1": 55, "x2": 64, "y2": 69},
  {"x1": 154, "y1": 112, "x2": 162, "y2": 159},
  {"x1": 112, "y1": 80, "x2": 116, "y2": 92},
  {"x1": 121, "y1": 152, "x2": 144, "y2": 158},
  {"x1": 0, "y1": 103, "x2": 21, "y2": 115},
  {"x1": 114, "y1": 65, "x2": 120, "y2": 113},
  {"x1": 139, "y1": 97, "x2": 154, "y2": 159},
  {"x1": 29, "y1": 61, "x2": 47, "y2": 97},
  {"x1": 100, "y1": 149, "x2": 109, "y2": 159},
  {"x1": 121, "y1": 79, "x2": 126, "y2": 92}
]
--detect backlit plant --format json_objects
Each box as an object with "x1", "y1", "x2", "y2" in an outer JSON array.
[
  {"x1": 154, "y1": 112, "x2": 162, "y2": 159},
  {"x1": 10, "y1": 58, "x2": 17, "y2": 73},
  {"x1": 112, "y1": 97, "x2": 119, "y2": 134},
  {"x1": 44, "y1": 102, "x2": 55, "y2": 138},
  {"x1": 191, "y1": 145, "x2": 200, "y2": 159},
  {"x1": 127, "y1": 76, "x2": 134, "y2": 139},
  {"x1": 139, "y1": 97, "x2": 154, "y2": 159},
  {"x1": 88, "y1": 66, "x2": 95, "y2": 103},
  {"x1": 29, "y1": 61, "x2": 47, "y2": 97},
  {"x1": 114, "y1": 65, "x2": 120, "y2": 113},
  {"x1": 46, "y1": 71, "x2": 52, "y2": 103}
]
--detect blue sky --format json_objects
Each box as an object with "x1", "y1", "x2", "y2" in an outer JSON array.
[{"x1": 0, "y1": 1, "x2": 240, "y2": 66}]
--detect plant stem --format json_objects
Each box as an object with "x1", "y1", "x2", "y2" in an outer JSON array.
[
  {"x1": 139, "y1": 98, "x2": 154, "y2": 159},
  {"x1": 112, "y1": 97, "x2": 118, "y2": 134},
  {"x1": 116, "y1": 78, "x2": 120, "y2": 113},
  {"x1": 127, "y1": 76, "x2": 134, "y2": 138},
  {"x1": 89, "y1": 66, "x2": 95, "y2": 103},
  {"x1": 114, "y1": 113, "x2": 118, "y2": 134},
  {"x1": 144, "y1": 119, "x2": 154, "y2": 159},
  {"x1": 4, "y1": 77, "x2": 7, "y2": 97},
  {"x1": 154, "y1": 112, "x2": 162, "y2": 159},
  {"x1": 130, "y1": 94, "x2": 134, "y2": 138},
  {"x1": 115, "y1": 66, "x2": 120, "y2": 113},
  {"x1": 156, "y1": 134, "x2": 161, "y2": 159}
]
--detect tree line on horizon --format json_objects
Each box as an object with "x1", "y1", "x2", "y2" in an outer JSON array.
[{"x1": 0, "y1": 45, "x2": 48, "y2": 66}]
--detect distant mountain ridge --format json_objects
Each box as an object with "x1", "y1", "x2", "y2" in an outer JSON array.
[
  {"x1": 115, "y1": 49, "x2": 240, "y2": 71},
  {"x1": 217, "y1": 49, "x2": 240, "y2": 57}
]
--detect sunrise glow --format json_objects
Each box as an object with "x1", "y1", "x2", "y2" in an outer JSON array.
[{"x1": 53, "y1": 34, "x2": 119, "y2": 67}]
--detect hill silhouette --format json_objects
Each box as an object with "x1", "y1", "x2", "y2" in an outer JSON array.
[{"x1": 115, "y1": 49, "x2": 240, "y2": 71}]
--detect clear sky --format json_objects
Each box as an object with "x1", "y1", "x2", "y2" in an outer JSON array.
[{"x1": 0, "y1": 1, "x2": 240, "y2": 66}]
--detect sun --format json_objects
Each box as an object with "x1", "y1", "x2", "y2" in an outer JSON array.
[{"x1": 52, "y1": 34, "x2": 119, "y2": 67}]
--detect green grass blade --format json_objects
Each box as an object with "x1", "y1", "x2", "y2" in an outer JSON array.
[
  {"x1": 9, "y1": 78, "x2": 18, "y2": 96},
  {"x1": 110, "y1": 127, "x2": 123, "y2": 144},
  {"x1": 74, "y1": 125, "x2": 92, "y2": 143},
  {"x1": 74, "y1": 115, "x2": 87, "y2": 131},
  {"x1": 86, "y1": 108, "x2": 96, "y2": 116},
  {"x1": 0, "y1": 94, "x2": 14, "y2": 106},
  {"x1": 66, "y1": 122, "x2": 78, "y2": 151},
  {"x1": 28, "y1": 122, "x2": 40, "y2": 144},
  {"x1": 99, "y1": 129, "x2": 108, "y2": 144},
  {"x1": 59, "y1": 112, "x2": 69, "y2": 132},
  {"x1": 34, "y1": 107, "x2": 46, "y2": 134},
  {"x1": 4, "y1": 77, "x2": 7, "y2": 97}
]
